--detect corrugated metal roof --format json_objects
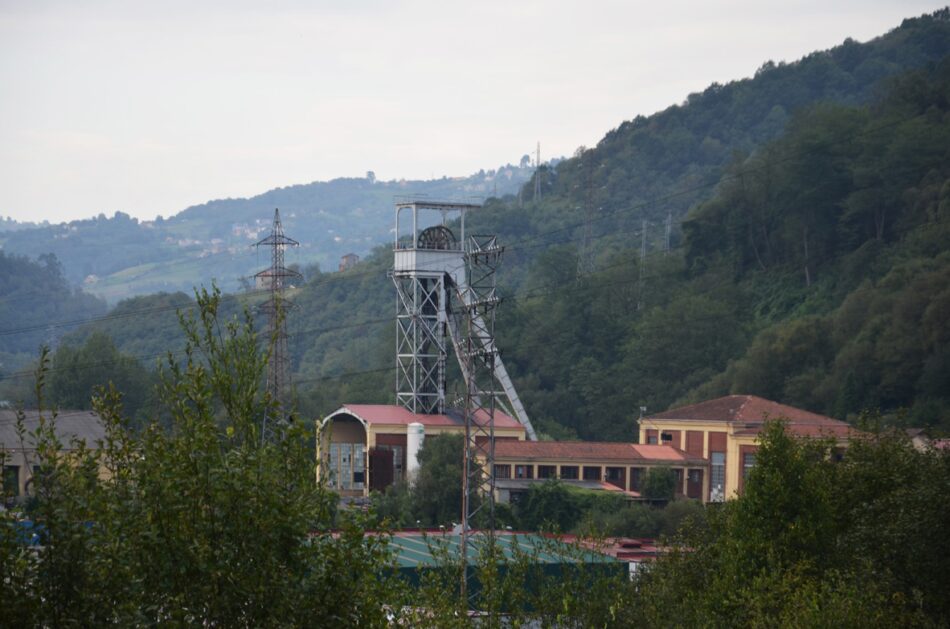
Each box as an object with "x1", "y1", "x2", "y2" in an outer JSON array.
[
  {"x1": 329, "y1": 404, "x2": 524, "y2": 430},
  {"x1": 386, "y1": 531, "x2": 619, "y2": 568},
  {"x1": 0, "y1": 409, "x2": 104, "y2": 450}
]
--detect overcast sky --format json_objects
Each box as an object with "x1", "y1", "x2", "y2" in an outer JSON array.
[{"x1": 0, "y1": 1, "x2": 943, "y2": 223}]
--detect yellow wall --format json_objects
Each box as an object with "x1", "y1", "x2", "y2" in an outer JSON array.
[
  {"x1": 639, "y1": 419, "x2": 744, "y2": 498},
  {"x1": 316, "y1": 417, "x2": 526, "y2": 496},
  {"x1": 486, "y1": 455, "x2": 708, "y2": 500}
]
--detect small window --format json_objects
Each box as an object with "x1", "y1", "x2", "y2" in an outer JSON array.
[
  {"x1": 583, "y1": 466, "x2": 601, "y2": 481},
  {"x1": 514, "y1": 465, "x2": 533, "y2": 479},
  {"x1": 661, "y1": 433, "x2": 673, "y2": 443},
  {"x1": 743, "y1": 453, "x2": 756, "y2": 479},
  {"x1": 630, "y1": 467, "x2": 643, "y2": 491},
  {"x1": 494, "y1": 464, "x2": 511, "y2": 479},
  {"x1": 560, "y1": 466, "x2": 579, "y2": 480},
  {"x1": 3, "y1": 465, "x2": 20, "y2": 497},
  {"x1": 537, "y1": 465, "x2": 557, "y2": 479},
  {"x1": 647, "y1": 436, "x2": 658, "y2": 445}
]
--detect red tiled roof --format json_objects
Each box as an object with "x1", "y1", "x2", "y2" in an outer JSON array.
[
  {"x1": 329, "y1": 404, "x2": 524, "y2": 430},
  {"x1": 493, "y1": 440, "x2": 703, "y2": 465},
  {"x1": 648, "y1": 395, "x2": 856, "y2": 440},
  {"x1": 648, "y1": 395, "x2": 833, "y2": 424}
]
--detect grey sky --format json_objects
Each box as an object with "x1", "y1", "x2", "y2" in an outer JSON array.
[{"x1": 0, "y1": 1, "x2": 943, "y2": 223}]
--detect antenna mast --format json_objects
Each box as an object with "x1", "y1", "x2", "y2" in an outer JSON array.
[
  {"x1": 533, "y1": 142, "x2": 542, "y2": 203},
  {"x1": 254, "y1": 208, "x2": 300, "y2": 433}
]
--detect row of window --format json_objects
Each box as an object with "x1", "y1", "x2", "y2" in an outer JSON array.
[
  {"x1": 3, "y1": 464, "x2": 46, "y2": 499},
  {"x1": 493, "y1": 463, "x2": 671, "y2": 493},
  {"x1": 494, "y1": 464, "x2": 610, "y2": 481}
]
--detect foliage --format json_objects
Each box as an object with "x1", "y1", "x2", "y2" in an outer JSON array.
[
  {"x1": 0, "y1": 288, "x2": 399, "y2": 626},
  {"x1": 634, "y1": 421, "x2": 950, "y2": 625},
  {"x1": 47, "y1": 332, "x2": 156, "y2": 421},
  {"x1": 0, "y1": 251, "x2": 106, "y2": 375},
  {"x1": 641, "y1": 466, "x2": 677, "y2": 502}
]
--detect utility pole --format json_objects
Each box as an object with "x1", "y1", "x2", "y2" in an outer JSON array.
[
  {"x1": 665, "y1": 210, "x2": 672, "y2": 254},
  {"x1": 535, "y1": 142, "x2": 541, "y2": 202},
  {"x1": 638, "y1": 219, "x2": 647, "y2": 311},
  {"x1": 254, "y1": 208, "x2": 300, "y2": 438}
]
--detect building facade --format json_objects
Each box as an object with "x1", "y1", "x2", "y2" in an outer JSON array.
[
  {"x1": 488, "y1": 440, "x2": 709, "y2": 503},
  {"x1": 639, "y1": 395, "x2": 856, "y2": 500},
  {"x1": 1, "y1": 410, "x2": 104, "y2": 505},
  {"x1": 318, "y1": 404, "x2": 526, "y2": 497}
]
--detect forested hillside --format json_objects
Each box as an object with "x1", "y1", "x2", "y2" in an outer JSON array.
[
  {"x1": 4, "y1": 10, "x2": 949, "y2": 439},
  {"x1": 0, "y1": 253, "x2": 106, "y2": 380},
  {"x1": 0, "y1": 164, "x2": 532, "y2": 303},
  {"x1": 286, "y1": 10, "x2": 950, "y2": 438}
]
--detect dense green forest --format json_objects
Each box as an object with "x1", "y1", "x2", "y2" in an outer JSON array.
[
  {"x1": 289, "y1": 10, "x2": 950, "y2": 437},
  {"x1": 0, "y1": 253, "x2": 106, "y2": 379},
  {"x1": 3, "y1": 10, "x2": 949, "y2": 439}
]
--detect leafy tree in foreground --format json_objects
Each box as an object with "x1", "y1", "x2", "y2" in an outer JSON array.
[
  {"x1": 0, "y1": 288, "x2": 399, "y2": 627},
  {"x1": 634, "y1": 420, "x2": 950, "y2": 626}
]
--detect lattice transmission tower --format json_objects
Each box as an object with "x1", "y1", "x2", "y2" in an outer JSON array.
[{"x1": 254, "y1": 208, "x2": 300, "y2": 433}]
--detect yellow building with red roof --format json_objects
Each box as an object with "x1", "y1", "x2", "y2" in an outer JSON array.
[
  {"x1": 639, "y1": 395, "x2": 858, "y2": 500},
  {"x1": 318, "y1": 404, "x2": 526, "y2": 497}
]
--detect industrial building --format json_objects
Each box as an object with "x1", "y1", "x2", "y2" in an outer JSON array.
[
  {"x1": 318, "y1": 404, "x2": 526, "y2": 497},
  {"x1": 639, "y1": 395, "x2": 858, "y2": 500},
  {"x1": 488, "y1": 440, "x2": 708, "y2": 503},
  {"x1": 1, "y1": 409, "x2": 104, "y2": 504}
]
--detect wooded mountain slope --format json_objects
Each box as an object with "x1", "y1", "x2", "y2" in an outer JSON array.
[{"x1": 4, "y1": 10, "x2": 949, "y2": 438}]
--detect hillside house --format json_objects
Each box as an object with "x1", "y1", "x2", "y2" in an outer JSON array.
[{"x1": 338, "y1": 253, "x2": 360, "y2": 272}]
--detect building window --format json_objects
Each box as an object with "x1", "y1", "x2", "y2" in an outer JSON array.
[
  {"x1": 3, "y1": 465, "x2": 19, "y2": 497},
  {"x1": 630, "y1": 467, "x2": 643, "y2": 492},
  {"x1": 376, "y1": 445, "x2": 404, "y2": 481},
  {"x1": 605, "y1": 467, "x2": 625, "y2": 487},
  {"x1": 583, "y1": 466, "x2": 601, "y2": 481},
  {"x1": 560, "y1": 466, "x2": 579, "y2": 480},
  {"x1": 537, "y1": 465, "x2": 557, "y2": 479},
  {"x1": 661, "y1": 432, "x2": 673, "y2": 443},
  {"x1": 494, "y1": 464, "x2": 511, "y2": 479},
  {"x1": 647, "y1": 436, "x2": 658, "y2": 444},
  {"x1": 743, "y1": 453, "x2": 756, "y2": 479},
  {"x1": 514, "y1": 465, "x2": 533, "y2": 479},
  {"x1": 673, "y1": 468, "x2": 684, "y2": 494},
  {"x1": 328, "y1": 443, "x2": 365, "y2": 491},
  {"x1": 710, "y1": 452, "x2": 725, "y2": 500}
]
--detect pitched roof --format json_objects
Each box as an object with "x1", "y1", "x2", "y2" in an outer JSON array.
[
  {"x1": 0, "y1": 409, "x2": 104, "y2": 450},
  {"x1": 493, "y1": 440, "x2": 704, "y2": 465},
  {"x1": 328, "y1": 404, "x2": 524, "y2": 430},
  {"x1": 647, "y1": 395, "x2": 854, "y2": 438}
]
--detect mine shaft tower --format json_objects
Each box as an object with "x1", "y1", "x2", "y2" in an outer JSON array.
[
  {"x1": 392, "y1": 199, "x2": 537, "y2": 599},
  {"x1": 391, "y1": 200, "x2": 536, "y2": 439}
]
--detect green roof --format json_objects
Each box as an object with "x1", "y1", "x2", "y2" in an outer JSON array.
[{"x1": 387, "y1": 532, "x2": 618, "y2": 569}]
